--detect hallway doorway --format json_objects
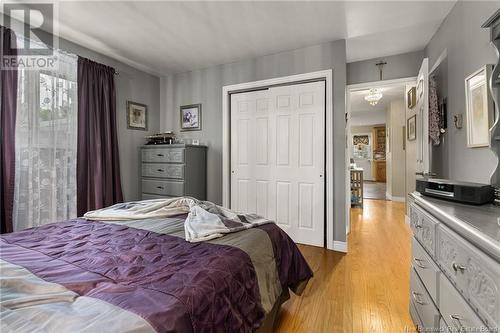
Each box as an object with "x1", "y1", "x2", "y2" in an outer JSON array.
[{"x1": 346, "y1": 77, "x2": 416, "y2": 230}]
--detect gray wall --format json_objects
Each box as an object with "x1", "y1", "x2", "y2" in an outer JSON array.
[
  {"x1": 8, "y1": 17, "x2": 161, "y2": 202},
  {"x1": 57, "y1": 37, "x2": 161, "y2": 202},
  {"x1": 161, "y1": 40, "x2": 348, "y2": 243},
  {"x1": 430, "y1": 57, "x2": 449, "y2": 179},
  {"x1": 347, "y1": 50, "x2": 424, "y2": 85},
  {"x1": 386, "y1": 99, "x2": 406, "y2": 198},
  {"x1": 425, "y1": 1, "x2": 498, "y2": 184}
]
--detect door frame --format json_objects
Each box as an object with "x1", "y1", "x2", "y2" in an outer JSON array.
[
  {"x1": 345, "y1": 76, "x2": 417, "y2": 235},
  {"x1": 222, "y1": 69, "x2": 335, "y2": 250}
]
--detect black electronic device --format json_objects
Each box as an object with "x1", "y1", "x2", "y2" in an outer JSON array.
[{"x1": 416, "y1": 178, "x2": 494, "y2": 205}]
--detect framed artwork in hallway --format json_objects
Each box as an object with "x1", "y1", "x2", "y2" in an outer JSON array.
[
  {"x1": 465, "y1": 65, "x2": 493, "y2": 148},
  {"x1": 407, "y1": 115, "x2": 416, "y2": 141}
]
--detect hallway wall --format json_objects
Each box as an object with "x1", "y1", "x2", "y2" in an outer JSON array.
[
  {"x1": 424, "y1": 1, "x2": 498, "y2": 184},
  {"x1": 386, "y1": 99, "x2": 406, "y2": 200},
  {"x1": 347, "y1": 50, "x2": 423, "y2": 85}
]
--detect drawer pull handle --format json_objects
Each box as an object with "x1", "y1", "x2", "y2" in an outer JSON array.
[
  {"x1": 449, "y1": 314, "x2": 465, "y2": 333},
  {"x1": 411, "y1": 291, "x2": 425, "y2": 305},
  {"x1": 157, "y1": 169, "x2": 164, "y2": 172},
  {"x1": 157, "y1": 154, "x2": 164, "y2": 157},
  {"x1": 156, "y1": 186, "x2": 164, "y2": 190},
  {"x1": 413, "y1": 257, "x2": 426, "y2": 269},
  {"x1": 452, "y1": 262, "x2": 466, "y2": 272}
]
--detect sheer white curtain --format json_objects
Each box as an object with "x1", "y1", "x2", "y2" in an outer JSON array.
[{"x1": 13, "y1": 50, "x2": 78, "y2": 231}]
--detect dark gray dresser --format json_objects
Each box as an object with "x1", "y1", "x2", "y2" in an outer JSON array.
[
  {"x1": 408, "y1": 192, "x2": 499, "y2": 332},
  {"x1": 140, "y1": 144, "x2": 207, "y2": 200}
]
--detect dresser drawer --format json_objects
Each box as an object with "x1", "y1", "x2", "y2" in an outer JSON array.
[
  {"x1": 410, "y1": 268, "x2": 440, "y2": 330},
  {"x1": 142, "y1": 163, "x2": 184, "y2": 179},
  {"x1": 142, "y1": 179, "x2": 184, "y2": 196},
  {"x1": 142, "y1": 148, "x2": 184, "y2": 163},
  {"x1": 409, "y1": 297, "x2": 423, "y2": 329},
  {"x1": 439, "y1": 273, "x2": 489, "y2": 332},
  {"x1": 409, "y1": 203, "x2": 438, "y2": 257},
  {"x1": 439, "y1": 317, "x2": 450, "y2": 333},
  {"x1": 412, "y1": 237, "x2": 440, "y2": 304},
  {"x1": 437, "y1": 224, "x2": 499, "y2": 329}
]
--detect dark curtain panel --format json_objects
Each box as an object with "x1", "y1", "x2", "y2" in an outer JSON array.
[
  {"x1": 77, "y1": 57, "x2": 123, "y2": 216},
  {"x1": 0, "y1": 26, "x2": 18, "y2": 233}
]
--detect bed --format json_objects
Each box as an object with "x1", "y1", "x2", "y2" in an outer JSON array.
[{"x1": 0, "y1": 199, "x2": 313, "y2": 333}]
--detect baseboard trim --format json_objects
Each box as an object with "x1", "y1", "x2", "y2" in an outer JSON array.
[
  {"x1": 386, "y1": 192, "x2": 405, "y2": 202},
  {"x1": 333, "y1": 241, "x2": 347, "y2": 253}
]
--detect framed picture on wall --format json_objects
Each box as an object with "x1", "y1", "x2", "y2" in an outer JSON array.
[
  {"x1": 465, "y1": 65, "x2": 494, "y2": 147},
  {"x1": 407, "y1": 86, "x2": 416, "y2": 109},
  {"x1": 180, "y1": 104, "x2": 202, "y2": 131},
  {"x1": 407, "y1": 115, "x2": 416, "y2": 141},
  {"x1": 127, "y1": 101, "x2": 147, "y2": 130}
]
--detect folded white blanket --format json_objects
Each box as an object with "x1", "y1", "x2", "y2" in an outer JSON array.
[{"x1": 83, "y1": 197, "x2": 272, "y2": 242}]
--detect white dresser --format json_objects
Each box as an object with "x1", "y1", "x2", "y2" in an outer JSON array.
[
  {"x1": 141, "y1": 144, "x2": 207, "y2": 200},
  {"x1": 408, "y1": 192, "x2": 499, "y2": 332}
]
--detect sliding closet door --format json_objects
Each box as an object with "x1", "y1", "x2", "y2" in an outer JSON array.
[
  {"x1": 230, "y1": 81, "x2": 325, "y2": 247},
  {"x1": 230, "y1": 89, "x2": 270, "y2": 215}
]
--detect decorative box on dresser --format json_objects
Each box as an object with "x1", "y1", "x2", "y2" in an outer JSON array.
[
  {"x1": 408, "y1": 192, "x2": 499, "y2": 332},
  {"x1": 141, "y1": 144, "x2": 207, "y2": 200}
]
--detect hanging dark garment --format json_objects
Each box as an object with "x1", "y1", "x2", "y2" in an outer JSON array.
[{"x1": 429, "y1": 76, "x2": 441, "y2": 146}]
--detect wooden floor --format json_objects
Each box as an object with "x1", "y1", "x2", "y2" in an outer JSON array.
[{"x1": 274, "y1": 199, "x2": 416, "y2": 333}]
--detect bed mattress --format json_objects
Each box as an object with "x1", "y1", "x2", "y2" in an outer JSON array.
[{"x1": 0, "y1": 214, "x2": 312, "y2": 332}]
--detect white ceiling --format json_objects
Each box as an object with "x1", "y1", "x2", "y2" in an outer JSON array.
[
  {"x1": 350, "y1": 84, "x2": 406, "y2": 114},
  {"x1": 349, "y1": 83, "x2": 406, "y2": 126},
  {"x1": 7, "y1": 1, "x2": 456, "y2": 75}
]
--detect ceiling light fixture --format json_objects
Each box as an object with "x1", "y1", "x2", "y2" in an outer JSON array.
[{"x1": 364, "y1": 88, "x2": 383, "y2": 106}]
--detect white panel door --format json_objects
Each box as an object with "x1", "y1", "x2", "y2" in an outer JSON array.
[
  {"x1": 231, "y1": 81, "x2": 325, "y2": 247},
  {"x1": 230, "y1": 90, "x2": 270, "y2": 215}
]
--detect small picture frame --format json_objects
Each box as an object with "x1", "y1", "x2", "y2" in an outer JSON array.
[
  {"x1": 127, "y1": 101, "x2": 147, "y2": 130},
  {"x1": 407, "y1": 115, "x2": 416, "y2": 141},
  {"x1": 465, "y1": 65, "x2": 494, "y2": 148},
  {"x1": 180, "y1": 104, "x2": 202, "y2": 131},
  {"x1": 407, "y1": 86, "x2": 416, "y2": 109}
]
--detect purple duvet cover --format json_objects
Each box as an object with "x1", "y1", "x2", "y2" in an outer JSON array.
[{"x1": 0, "y1": 216, "x2": 312, "y2": 333}]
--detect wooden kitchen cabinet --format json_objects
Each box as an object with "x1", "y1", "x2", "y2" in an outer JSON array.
[
  {"x1": 372, "y1": 126, "x2": 386, "y2": 156},
  {"x1": 373, "y1": 160, "x2": 386, "y2": 182}
]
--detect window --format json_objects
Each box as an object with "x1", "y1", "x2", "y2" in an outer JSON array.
[
  {"x1": 39, "y1": 72, "x2": 76, "y2": 124},
  {"x1": 13, "y1": 51, "x2": 78, "y2": 231},
  {"x1": 352, "y1": 135, "x2": 371, "y2": 160}
]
